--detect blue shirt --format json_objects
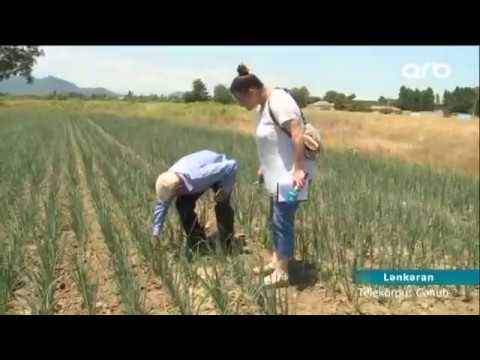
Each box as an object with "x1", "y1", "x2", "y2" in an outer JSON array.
[{"x1": 152, "y1": 150, "x2": 237, "y2": 236}]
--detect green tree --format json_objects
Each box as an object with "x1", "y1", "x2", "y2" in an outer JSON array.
[
  {"x1": 378, "y1": 96, "x2": 388, "y2": 105},
  {"x1": 444, "y1": 87, "x2": 479, "y2": 114},
  {"x1": 412, "y1": 88, "x2": 421, "y2": 111},
  {"x1": 324, "y1": 90, "x2": 337, "y2": 103},
  {"x1": 398, "y1": 86, "x2": 407, "y2": 109},
  {"x1": 333, "y1": 93, "x2": 349, "y2": 110},
  {"x1": 190, "y1": 79, "x2": 209, "y2": 102},
  {"x1": 332, "y1": 93, "x2": 355, "y2": 110},
  {"x1": 125, "y1": 90, "x2": 134, "y2": 101},
  {"x1": 213, "y1": 84, "x2": 234, "y2": 104},
  {"x1": 183, "y1": 91, "x2": 195, "y2": 103},
  {"x1": 288, "y1": 86, "x2": 310, "y2": 108},
  {"x1": 443, "y1": 90, "x2": 450, "y2": 107},
  {"x1": 423, "y1": 87, "x2": 435, "y2": 111},
  {"x1": 474, "y1": 88, "x2": 479, "y2": 116},
  {"x1": 47, "y1": 90, "x2": 58, "y2": 100},
  {"x1": 0, "y1": 46, "x2": 44, "y2": 83},
  {"x1": 419, "y1": 88, "x2": 435, "y2": 111},
  {"x1": 399, "y1": 86, "x2": 416, "y2": 110},
  {"x1": 399, "y1": 86, "x2": 435, "y2": 111},
  {"x1": 405, "y1": 87, "x2": 413, "y2": 109},
  {"x1": 321, "y1": 90, "x2": 356, "y2": 110},
  {"x1": 308, "y1": 96, "x2": 322, "y2": 104}
]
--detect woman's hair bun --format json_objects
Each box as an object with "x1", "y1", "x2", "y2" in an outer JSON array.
[{"x1": 237, "y1": 64, "x2": 250, "y2": 76}]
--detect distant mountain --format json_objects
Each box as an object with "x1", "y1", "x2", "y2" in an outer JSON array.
[
  {"x1": 0, "y1": 75, "x2": 118, "y2": 97},
  {"x1": 80, "y1": 87, "x2": 118, "y2": 97}
]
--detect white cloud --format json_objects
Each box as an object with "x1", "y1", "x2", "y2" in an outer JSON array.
[{"x1": 33, "y1": 46, "x2": 239, "y2": 95}]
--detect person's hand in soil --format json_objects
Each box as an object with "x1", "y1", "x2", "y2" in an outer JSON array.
[
  {"x1": 254, "y1": 168, "x2": 264, "y2": 185},
  {"x1": 214, "y1": 188, "x2": 227, "y2": 203}
]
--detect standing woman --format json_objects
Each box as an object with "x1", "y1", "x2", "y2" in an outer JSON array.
[{"x1": 230, "y1": 64, "x2": 316, "y2": 287}]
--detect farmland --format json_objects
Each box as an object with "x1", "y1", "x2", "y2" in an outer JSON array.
[{"x1": 0, "y1": 100, "x2": 478, "y2": 314}]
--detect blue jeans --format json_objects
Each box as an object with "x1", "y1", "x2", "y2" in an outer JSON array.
[{"x1": 270, "y1": 199, "x2": 299, "y2": 259}]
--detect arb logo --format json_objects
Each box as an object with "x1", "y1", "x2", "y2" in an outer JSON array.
[{"x1": 402, "y1": 63, "x2": 452, "y2": 79}]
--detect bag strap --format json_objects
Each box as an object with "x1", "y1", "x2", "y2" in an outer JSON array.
[
  {"x1": 267, "y1": 88, "x2": 307, "y2": 138},
  {"x1": 267, "y1": 100, "x2": 292, "y2": 139},
  {"x1": 276, "y1": 87, "x2": 308, "y2": 125}
]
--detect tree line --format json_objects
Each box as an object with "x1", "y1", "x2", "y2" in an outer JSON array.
[
  {"x1": 397, "y1": 86, "x2": 435, "y2": 111},
  {"x1": 42, "y1": 82, "x2": 479, "y2": 117},
  {"x1": 1, "y1": 47, "x2": 478, "y2": 115},
  {"x1": 392, "y1": 86, "x2": 479, "y2": 115},
  {"x1": 443, "y1": 87, "x2": 479, "y2": 116},
  {"x1": 123, "y1": 79, "x2": 318, "y2": 108}
]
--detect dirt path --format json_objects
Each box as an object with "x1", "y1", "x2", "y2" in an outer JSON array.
[
  {"x1": 53, "y1": 231, "x2": 84, "y2": 314},
  {"x1": 53, "y1": 123, "x2": 86, "y2": 314},
  {"x1": 69, "y1": 119, "x2": 122, "y2": 314},
  {"x1": 78, "y1": 118, "x2": 175, "y2": 314}
]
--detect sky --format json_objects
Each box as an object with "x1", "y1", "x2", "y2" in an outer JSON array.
[{"x1": 33, "y1": 46, "x2": 479, "y2": 100}]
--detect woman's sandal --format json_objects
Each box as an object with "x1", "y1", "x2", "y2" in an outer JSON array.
[
  {"x1": 264, "y1": 270, "x2": 289, "y2": 288},
  {"x1": 252, "y1": 262, "x2": 276, "y2": 276}
]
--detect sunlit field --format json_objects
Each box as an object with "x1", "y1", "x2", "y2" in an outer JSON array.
[{"x1": 1, "y1": 100, "x2": 478, "y2": 314}]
